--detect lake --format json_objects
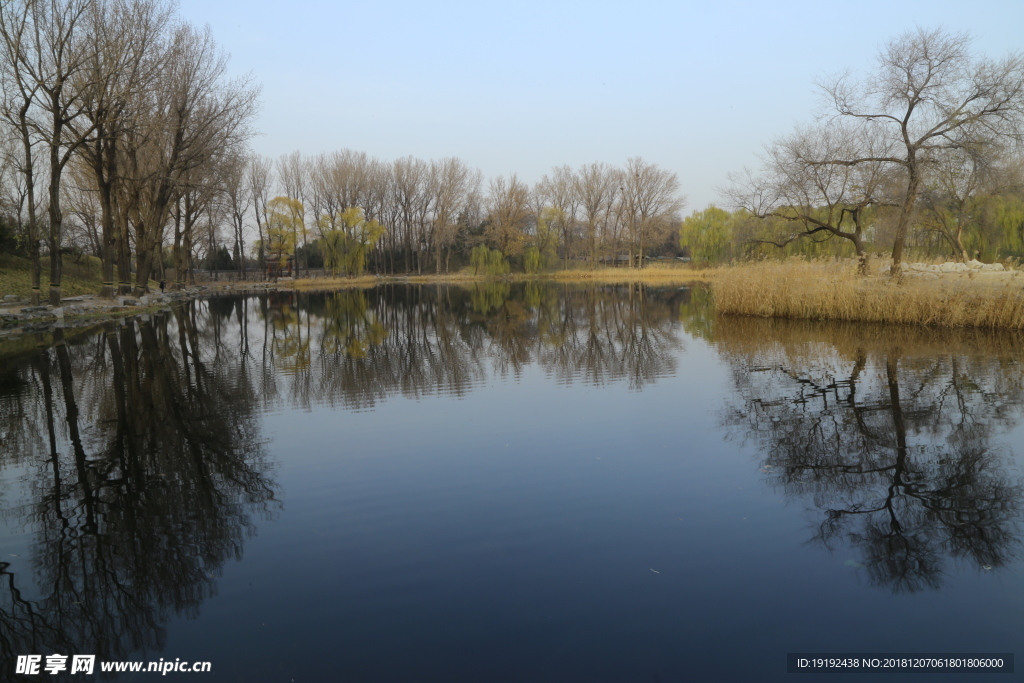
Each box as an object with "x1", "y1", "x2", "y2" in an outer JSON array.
[{"x1": 0, "y1": 282, "x2": 1021, "y2": 681}]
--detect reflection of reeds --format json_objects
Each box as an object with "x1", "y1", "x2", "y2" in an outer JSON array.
[
  {"x1": 709, "y1": 314, "x2": 1024, "y2": 361},
  {"x1": 712, "y1": 260, "x2": 1024, "y2": 329}
]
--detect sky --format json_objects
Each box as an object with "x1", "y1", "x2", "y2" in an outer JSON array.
[{"x1": 175, "y1": 0, "x2": 1024, "y2": 211}]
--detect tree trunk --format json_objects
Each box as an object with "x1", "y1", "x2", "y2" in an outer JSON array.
[
  {"x1": 134, "y1": 237, "x2": 154, "y2": 296},
  {"x1": 18, "y1": 128, "x2": 42, "y2": 305},
  {"x1": 47, "y1": 160, "x2": 62, "y2": 306},
  {"x1": 890, "y1": 162, "x2": 920, "y2": 282},
  {"x1": 954, "y1": 210, "x2": 969, "y2": 262},
  {"x1": 854, "y1": 237, "x2": 869, "y2": 275},
  {"x1": 97, "y1": 177, "x2": 117, "y2": 298},
  {"x1": 115, "y1": 208, "x2": 132, "y2": 295}
]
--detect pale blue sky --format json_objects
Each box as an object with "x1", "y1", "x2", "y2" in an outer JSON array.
[{"x1": 177, "y1": 0, "x2": 1024, "y2": 210}]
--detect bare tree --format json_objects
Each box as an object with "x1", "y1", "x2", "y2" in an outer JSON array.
[
  {"x1": 574, "y1": 161, "x2": 618, "y2": 264},
  {"x1": 362, "y1": 157, "x2": 391, "y2": 273},
  {"x1": 62, "y1": 159, "x2": 102, "y2": 254},
  {"x1": 0, "y1": 131, "x2": 34, "y2": 238},
  {"x1": 0, "y1": 0, "x2": 44, "y2": 302},
  {"x1": 390, "y1": 156, "x2": 430, "y2": 272},
  {"x1": 917, "y1": 129, "x2": 1014, "y2": 262},
  {"x1": 485, "y1": 173, "x2": 531, "y2": 258},
  {"x1": 27, "y1": 0, "x2": 99, "y2": 304},
  {"x1": 169, "y1": 163, "x2": 217, "y2": 287},
  {"x1": 537, "y1": 165, "x2": 579, "y2": 269},
  {"x1": 728, "y1": 123, "x2": 895, "y2": 272},
  {"x1": 74, "y1": 0, "x2": 171, "y2": 297},
  {"x1": 0, "y1": 0, "x2": 98, "y2": 304},
  {"x1": 126, "y1": 22, "x2": 258, "y2": 294},
  {"x1": 222, "y1": 152, "x2": 250, "y2": 278},
  {"x1": 247, "y1": 153, "x2": 271, "y2": 273},
  {"x1": 818, "y1": 28, "x2": 1024, "y2": 278},
  {"x1": 618, "y1": 157, "x2": 684, "y2": 268},
  {"x1": 429, "y1": 157, "x2": 477, "y2": 274}
]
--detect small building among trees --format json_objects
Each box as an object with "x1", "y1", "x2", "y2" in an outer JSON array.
[{"x1": 265, "y1": 252, "x2": 294, "y2": 278}]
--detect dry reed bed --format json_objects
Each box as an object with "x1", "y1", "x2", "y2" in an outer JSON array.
[{"x1": 712, "y1": 260, "x2": 1024, "y2": 330}]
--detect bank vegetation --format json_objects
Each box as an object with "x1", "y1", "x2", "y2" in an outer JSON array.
[{"x1": 711, "y1": 259, "x2": 1024, "y2": 329}]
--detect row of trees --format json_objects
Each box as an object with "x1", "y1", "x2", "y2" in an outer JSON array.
[
  {"x1": 0, "y1": 0, "x2": 258, "y2": 303},
  {"x1": 235, "y1": 153, "x2": 687, "y2": 279},
  {"x1": 686, "y1": 28, "x2": 1024, "y2": 274},
  {"x1": 682, "y1": 176, "x2": 1024, "y2": 268},
  {"x1": 1, "y1": 91, "x2": 688, "y2": 288}
]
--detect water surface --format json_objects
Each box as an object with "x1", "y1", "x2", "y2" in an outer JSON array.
[{"x1": 1, "y1": 283, "x2": 1022, "y2": 681}]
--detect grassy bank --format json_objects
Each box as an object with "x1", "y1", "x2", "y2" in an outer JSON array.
[
  {"x1": 0, "y1": 253, "x2": 106, "y2": 299},
  {"x1": 712, "y1": 260, "x2": 1024, "y2": 330}
]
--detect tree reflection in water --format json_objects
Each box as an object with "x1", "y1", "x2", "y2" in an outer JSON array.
[
  {"x1": 0, "y1": 310, "x2": 278, "y2": 680},
  {"x1": 0, "y1": 282, "x2": 687, "y2": 675},
  {"x1": 710, "y1": 316, "x2": 1024, "y2": 593},
  {"x1": 260, "y1": 283, "x2": 687, "y2": 410}
]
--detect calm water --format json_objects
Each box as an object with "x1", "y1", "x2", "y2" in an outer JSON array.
[{"x1": 1, "y1": 283, "x2": 1022, "y2": 682}]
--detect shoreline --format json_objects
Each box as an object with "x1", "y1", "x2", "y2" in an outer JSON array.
[
  {"x1": 6, "y1": 259, "x2": 1024, "y2": 348},
  {"x1": 286, "y1": 267, "x2": 718, "y2": 290},
  {"x1": 0, "y1": 268, "x2": 713, "y2": 343}
]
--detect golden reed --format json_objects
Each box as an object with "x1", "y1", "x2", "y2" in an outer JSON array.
[{"x1": 711, "y1": 259, "x2": 1024, "y2": 330}]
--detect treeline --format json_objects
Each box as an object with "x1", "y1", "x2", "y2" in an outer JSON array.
[
  {"x1": 2, "y1": 140, "x2": 688, "y2": 289},
  {"x1": 0, "y1": 0, "x2": 259, "y2": 303},
  {"x1": 243, "y1": 153, "x2": 686, "y2": 279},
  {"x1": 681, "y1": 175, "x2": 1024, "y2": 267}
]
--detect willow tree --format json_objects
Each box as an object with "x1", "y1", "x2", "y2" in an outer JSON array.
[
  {"x1": 265, "y1": 196, "x2": 302, "y2": 275},
  {"x1": 680, "y1": 206, "x2": 733, "y2": 264},
  {"x1": 319, "y1": 206, "x2": 383, "y2": 277},
  {"x1": 276, "y1": 151, "x2": 307, "y2": 277}
]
